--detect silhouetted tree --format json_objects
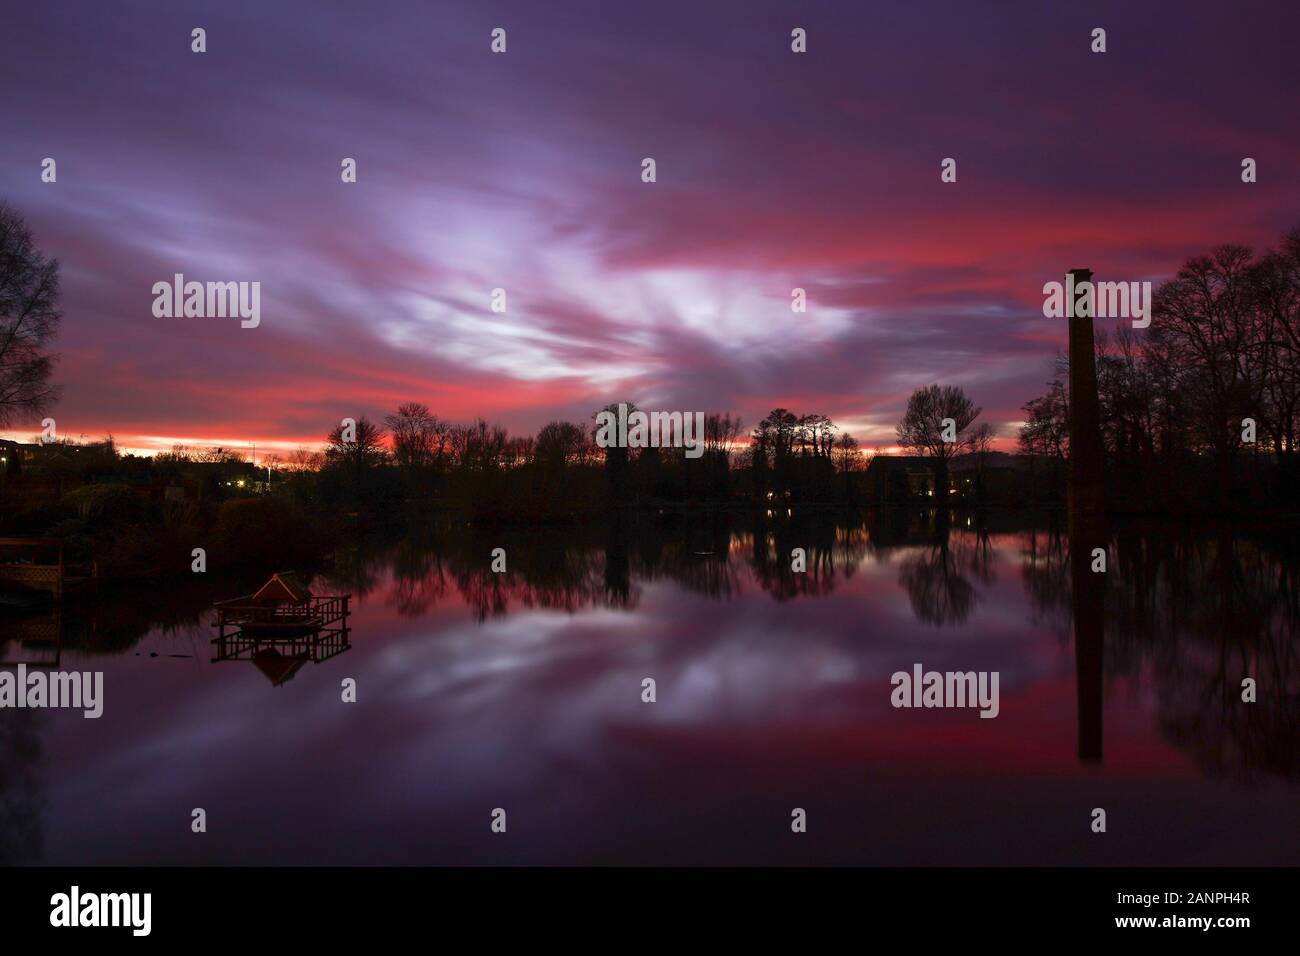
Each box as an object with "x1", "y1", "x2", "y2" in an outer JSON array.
[
  {"x1": 1019, "y1": 226, "x2": 1300, "y2": 509},
  {"x1": 1019, "y1": 376, "x2": 1069, "y2": 497},
  {"x1": 594, "y1": 402, "x2": 635, "y2": 506},
  {"x1": 0, "y1": 202, "x2": 61, "y2": 426},
  {"x1": 385, "y1": 402, "x2": 449, "y2": 474},
  {"x1": 698, "y1": 412, "x2": 742, "y2": 499},
  {"x1": 1150, "y1": 244, "x2": 1264, "y2": 496},
  {"x1": 323, "y1": 416, "x2": 389, "y2": 502},
  {"x1": 753, "y1": 408, "x2": 800, "y2": 498},
  {"x1": 896, "y1": 384, "x2": 983, "y2": 501}
]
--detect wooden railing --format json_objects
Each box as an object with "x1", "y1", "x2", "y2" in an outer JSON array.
[
  {"x1": 213, "y1": 595, "x2": 350, "y2": 628},
  {"x1": 0, "y1": 537, "x2": 64, "y2": 598}
]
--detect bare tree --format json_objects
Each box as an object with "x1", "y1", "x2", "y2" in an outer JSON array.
[
  {"x1": 534, "y1": 420, "x2": 587, "y2": 471},
  {"x1": 156, "y1": 444, "x2": 195, "y2": 464},
  {"x1": 289, "y1": 445, "x2": 324, "y2": 472},
  {"x1": 703, "y1": 412, "x2": 742, "y2": 460},
  {"x1": 896, "y1": 384, "x2": 982, "y2": 500},
  {"x1": 197, "y1": 446, "x2": 244, "y2": 464},
  {"x1": 1150, "y1": 245, "x2": 1264, "y2": 477},
  {"x1": 385, "y1": 402, "x2": 450, "y2": 474},
  {"x1": 454, "y1": 418, "x2": 508, "y2": 473},
  {"x1": 1254, "y1": 231, "x2": 1300, "y2": 459},
  {"x1": 832, "y1": 432, "x2": 860, "y2": 476},
  {"x1": 1018, "y1": 375, "x2": 1068, "y2": 494},
  {"x1": 324, "y1": 417, "x2": 389, "y2": 472},
  {"x1": 0, "y1": 203, "x2": 61, "y2": 426},
  {"x1": 798, "y1": 413, "x2": 836, "y2": 458}
]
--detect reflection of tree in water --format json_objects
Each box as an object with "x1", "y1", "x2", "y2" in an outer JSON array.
[
  {"x1": 317, "y1": 541, "x2": 387, "y2": 601},
  {"x1": 1156, "y1": 634, "x2": 1298, "y2": 784},
  {"x1": 317, "y1": 513, "x2": 888, "y2": 619},
  {"x1": 1117, "y1": 531, "x2": 1300, "y2": 784},
  {"x1": 895, "y1": 526, "x2": 994, "y2": 628},
  {"x1": 963, "y1": 528, "x2": 997, "y2": 586},
  {"x1": 649, "y1": 514, "x2": 744, "y2": 602},
  {"x1": 38, "y1": 576, "x2": 217, "y2": 655},
  {"x1": 898, "y1": 542, "x2": 976, "y2": 626},
  {"x1": 0, "y1": 710, "x2": 45, "y2": 864},
  {"x1": 605, "y1": 517, "x2": 632, "y2": 606},
  {"x1": 1021, "y1": 522, "x2": 1300, "y2": 784},
  {"x1": 672, "y1": 551, "x2": 743, "y2": 601},
  {"x1": 361, "y1": 512, "x2": 984, "y2": 615},
  {"x1": 746, "y1": 515, "x2": 870, "y2": 602},
  {"x1": 436, "y1": 533, "x2": 614, "y2": 622},
  {"x1": 1018, "y1": 523, "x2": 1072, "y2": 634},
  {"x1": 386, "y1": 533, "x2": 452, "y2": 617}
]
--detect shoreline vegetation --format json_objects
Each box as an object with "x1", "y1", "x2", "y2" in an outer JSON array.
[{"x1": 0, "y1": 399, "x2": 1297, "y2": 588}]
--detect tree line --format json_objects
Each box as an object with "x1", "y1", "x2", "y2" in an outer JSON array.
[
  {"x1": 293, "y1": 387, "x2": 999, "y2": 518},
  {"x1": 296, "y1": 403, "x2": 868, "y2": 518},
  {"x1": 1019, "y1": 228, "x2": 1300, "y2": 509}
]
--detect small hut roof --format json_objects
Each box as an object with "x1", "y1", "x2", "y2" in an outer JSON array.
[{"x1": 253, "y1": 572, "x2": 312, "y2": 604}]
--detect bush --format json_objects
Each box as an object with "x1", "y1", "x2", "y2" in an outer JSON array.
[
  {"x1": 60, "y1": 484, "x2": 143, "y2": 528},
  {"x1": 211, "y1": 496, "x2": 323, "y2": 570}
]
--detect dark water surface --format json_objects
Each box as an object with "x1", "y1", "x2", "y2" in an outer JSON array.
[{"x1": 3, "y1": 511, "x2": 1298, "y2": 865}]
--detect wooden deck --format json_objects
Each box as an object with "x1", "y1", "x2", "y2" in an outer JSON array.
[
  {"x1": 0, "y1": 537, "x2": 96, "y2": 599},
  {"x1": 213, "y1": 594, "x2": 349, "y2": 629},
  {"x1": 211, "y1": 592, "x2": 352, "y2": 673}
]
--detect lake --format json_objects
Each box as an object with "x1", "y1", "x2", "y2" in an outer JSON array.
[{"x1": 3, "y1": 510, "x2": 1297, "y2": 865}]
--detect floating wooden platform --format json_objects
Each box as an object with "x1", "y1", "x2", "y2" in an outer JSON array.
[
  {"x1": 213, "y1": 594, "x2": 351, "y2": 635},
  {"x1": 211, "y1": 574, "x2": 352, "y2": 683}
]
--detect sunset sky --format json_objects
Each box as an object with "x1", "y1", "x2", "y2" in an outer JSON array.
[{"x1": 3, "y1": 0, "x2": 1299, "y2": 456}]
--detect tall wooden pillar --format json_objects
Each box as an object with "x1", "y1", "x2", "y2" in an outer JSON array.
[
  {"x1": 1067, "y1": 268, "x2": 1106, "y2": 534},
  {"x1": 1066, "y1": 268, "x2": 1106, "y2": 764}
]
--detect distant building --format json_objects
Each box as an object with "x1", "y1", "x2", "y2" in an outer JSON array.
[
  {"x1": 864, "y1": 452, "x2": 1035, "y2": 504},
  {"x1": 0, "y1": 439, "x2": 44, "y2": 474},
  {"x1": 863, "y1": 455, "x2": 938, "y2": 503},
  {"x1": 0, "y1": 440, "x2": 21, "y2": 476},
  {"x1": 0, "y1": 440, "x2": 94, "y2": 475},
  {"x1": 951, "y1": 451, "x2": 1036, "y2": 503}
]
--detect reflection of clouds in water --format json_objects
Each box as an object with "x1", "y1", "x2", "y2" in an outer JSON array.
[
  {"x1": 21, "y1": 516, "x2": 1300, "y2": 865},
  {"x1": 354, "y1": 546, "x2": 1048, "y2": 740},
  {"x1": 375, "y1": 610, "x2": 632, "y2": 702}
]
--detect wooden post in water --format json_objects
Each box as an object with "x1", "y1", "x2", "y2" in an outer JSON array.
[{"x1": 1066, "y1": 268, "x2": 1106, "y2": 764}]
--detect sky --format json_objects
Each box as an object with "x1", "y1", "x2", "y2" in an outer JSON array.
[{"x1": 2, "y1": 0, "x2": 1299, "y2": 456}]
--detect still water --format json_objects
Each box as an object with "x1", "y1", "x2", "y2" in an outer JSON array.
[{"x1": 3, "y1": 511, "x2": 1298, "y2": 865}]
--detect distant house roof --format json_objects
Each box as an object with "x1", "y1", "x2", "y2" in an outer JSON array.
[
  {"x1": 253, "y1": 572, "x2": 312, "y2": 604},
  {"x1": 951, "y1": 451, "x2": 1034, "y2": 472},
  {"x1": 866, "y1": 452, "x2": 1034, "y2": 474},
  {"x1": 864, "y1": 455, "x2": 936, "y2": 474}
]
